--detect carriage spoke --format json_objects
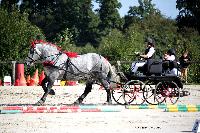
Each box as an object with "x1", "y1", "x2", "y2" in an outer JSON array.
[
  {"x1": 112, "y1": 89, "x2": 126, "y2": 105},
  {"x1": 123, "y1": 80, "x2": 145, "y2": 105},
  {"x1": 165, "y1": 83, "x2": 180, "y2": 104},
  {"x1": 155, "y1": 81, "x2": 180, "y2": 105},
  {"x1": 143, "y1": 83, "x2": 159, "y2": 105},
  {"x1": 116, "y1": 94, "x2": 123, "y2": 102}
]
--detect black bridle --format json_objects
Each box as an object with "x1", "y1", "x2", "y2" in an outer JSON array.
[
  {"x1": 27, "y1": 47, "x2": 42, "y2": 64},
  {"x1": 27, "y1": 47, "x2": 63, "y2": 66}
]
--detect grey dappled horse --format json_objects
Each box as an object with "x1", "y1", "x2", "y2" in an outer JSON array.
[{"x1": 25, "y1": 41, "x2": 118, "y2": 105}]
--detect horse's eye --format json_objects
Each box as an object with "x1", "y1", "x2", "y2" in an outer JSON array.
[{"x1": 30, "y1": 48, "x2": 34, "y2": 54}]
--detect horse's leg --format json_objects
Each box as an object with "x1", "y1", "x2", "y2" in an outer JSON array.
[
  {"x1": 74, "y1": 81, "x2": 93, "y2": 104},
  {"x1": 36, "y1": 76, "x2": 55, "y2": 105},
  {"x1": 41, "y1": 77, "x2": 55, "y2": 95},
  {"x1": 101, "y1": 79, "x2": 112, "y2": 104}
]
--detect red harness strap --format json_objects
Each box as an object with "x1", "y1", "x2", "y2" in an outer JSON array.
[
  {"x1": 31, "y1": 40, "x2": 78, "y2": 67},
  {"x1": 31, "y1": 40, "x2": 47, "y2": 48},
  {"x1": 31, "y1": 40, "x2": 78, "y2": 58},
  {"x1": 43, "y1": 61, "x2": 55, "y2": 66},
  {"x1": 63, "y1": 51, "x2": 78, "y2": 58}
]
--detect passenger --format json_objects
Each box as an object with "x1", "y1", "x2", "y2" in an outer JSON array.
[
  {"x1": 164, "y1": 49, "x2": 176, "y2": 61},
  {"x1": 179, "y1": 51, "x2": 191, "y2": 83},
  {"x1": 163, "y1": 49, "x2": 180, "y2": 76},
  {"x1": 131, "y1": 37, "x2": 155, "y2": 74}
]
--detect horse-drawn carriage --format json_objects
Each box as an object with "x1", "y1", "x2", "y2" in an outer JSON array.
[
  {"x1": 111, "y1": 58, "x2": 190, "y2": 105},
  {"x1": 25, "y1": 40, "x2": 189, "y2": 105}
]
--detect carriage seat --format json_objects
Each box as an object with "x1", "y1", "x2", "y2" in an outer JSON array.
[
  {"x1": 145, "y1": 59, "x2": 163, "y2": 76},
  {"x1": 162, "y1": 60, "x2": 178, "y2": 71},
  {"x1": 162, "y1": 60, "x2": 179, "y2": 76}
]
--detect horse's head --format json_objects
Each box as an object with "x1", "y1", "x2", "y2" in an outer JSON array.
[{"x1": 25, "y1": 43, "x2": 42, "y2": 68}]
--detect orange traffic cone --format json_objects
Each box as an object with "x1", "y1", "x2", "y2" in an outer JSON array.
[
  {"x1": 31, "y1": 69, "x2": 39, "y2": 86},
  {"x1": 26, "y1": 75, "x2": 31, "y2": 86},
  {"x1": 39, "y1": 71, "x2": 45, "y2": 86},
  {"x1": 14, "y1": 79, "x2": 20, "y2": 86},
  {"x1": 19, "y1": 74, "x2": 27, "y2": 86},
  {"x1": 29, "y1": 78, "x2": 35, "y2": 86}
]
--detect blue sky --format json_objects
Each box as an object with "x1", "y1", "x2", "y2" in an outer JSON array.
[
  {"x1": 93, "y1": 0, "x2": 179, "y2": 19},
  {"x1": 6, "y1": 0, "x2": 179, "y2": 18}
]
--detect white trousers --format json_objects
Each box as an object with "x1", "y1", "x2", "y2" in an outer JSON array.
[
  {"x1": 170, "y1": 68, "x2": 181, "y2": 76},
  {"x1": 131, "y1": 61, "x2": 145, "y2": 73}
]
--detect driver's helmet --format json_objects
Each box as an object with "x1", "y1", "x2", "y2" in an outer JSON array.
[
  {"x1": 167, "y1": 49, "x2": 176, "y2": 55},
  {"x1": 145, "y1": 37, "x2": 155, "y2": 47}
]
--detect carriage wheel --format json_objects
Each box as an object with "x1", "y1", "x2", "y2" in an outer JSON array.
[
  {"x1": 143, "y1": 81, "x2": 159, "y2": 105},
  {"x1": 155, "y1": 81, "x2": 180, "y2": 105},
  {"x1": 111, "y1": 71, "x2": 129, "y2": 105},
  {"x1": 111, "y1": 84, "x2": 127, "y2": 105},
  {"x1": 122, "y1": 80, "x2": 146, "y2": 105}
]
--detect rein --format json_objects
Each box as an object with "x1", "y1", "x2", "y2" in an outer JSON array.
[
  {"x1": 41, "y1": 53, "x2": 62, "y2": 66},
  {"x1": 27, "y1": 47, "x2": 42, "y2": 64},
  {"x1": 28, "y1": 41, "x2": 78, "y2": 66},
  {"x1": 28, "y1": 45, "x2": 62, "y2": 66},
  {"x1": 28, "y1": 42, "x2": 118, "y2": 84}
]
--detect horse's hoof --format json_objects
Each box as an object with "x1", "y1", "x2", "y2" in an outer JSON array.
[
  {"x1": 49, "y1": 89, "x2": 55, "y2": 95},
  {"x1": 73, "y1": 101, "x2": 80, "y2": 105},
  {"x1": 73, "y1": 100, "x2": 83, "y2": 105},
  {"x1": 104, "y1": 101, "x2": 112, "y2": 105},
  {"x1": 73, "y1": 98, "x2": 84, "y2": 105},
  {"x1": 36, "y1": 100, "x2": 44, "y2": 106},
  {"x1": 102, "y1": 102, "x2": 111, "y2": 105}
]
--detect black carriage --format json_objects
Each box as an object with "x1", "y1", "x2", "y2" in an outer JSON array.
[{"x1": 111, "y1": 58, "x2": 190, "y2": 105}]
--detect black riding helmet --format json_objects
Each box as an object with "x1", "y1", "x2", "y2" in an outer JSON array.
[
  {"x1": 167, "y1": 48, "x2": 176, "y2": 55},
  {"x1": 145, "y1": 37, "x2": 155, "y2": 47}
]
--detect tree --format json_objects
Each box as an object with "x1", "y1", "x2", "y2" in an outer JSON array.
[
  {"x1": 176, "y1": 0, "x2": 200, "y2": 34},
  {"x1": 0, "y1": 0, "x2": 19, "y2": 12},
  {"x1": 20, "y1": 0, "x2": 56, "y2": 40},
  {"x1": 66, "y1": 0, "x2": 100, "y2": 45},
  {"x1": 96, "y1": 0, "x2": 123, "y2": 35},
  {"x1": 124, "y1": 0, "x2": 161, "y2": 29},
  {"x1": 20, "y1": 0, "x2": 100, "y2": 46},
  {"x1": 0, "y1": 9, "x2": 44, "y2": 78},
  {"x1": 129, "y1": 0, "x2": 159, "y2": 18},
  {"x1": 52, "y1": 0, "x2": 101, "y2": 46}
]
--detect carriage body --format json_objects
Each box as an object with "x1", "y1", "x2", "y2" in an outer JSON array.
[
  {"x1": 25, "y1": 40, "x2": 189, "y2": 105},
  {"x1": 111, "y1": 58, "x2": 190, "y2": 105}
]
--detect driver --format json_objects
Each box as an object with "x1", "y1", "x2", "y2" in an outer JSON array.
[{"x1": 131, "y1": 37, "x2": 155, "y2": 74}]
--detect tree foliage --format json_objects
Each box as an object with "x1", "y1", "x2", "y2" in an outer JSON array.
[
  {"x1": 0, "y1": 0, "x2": 200, "y2": 83},
  {"x1": 96, "y1": 0, "x2": 123, "y2": 34},
  {"x1": 176, "y1": 0, "x2": 200, "y2": 34},
  {"x1": 124, "y1": 0, "x2": 161, "y2": 28},
  {"x1": 20, "y1": 0, "x2": 101, "y2": 46},
  {"x1": 0, "y1": 0, "x2": 20, "y2": 12},
  {"x1": 0, "y1": 9, "x2": 44, "y2": 78}
]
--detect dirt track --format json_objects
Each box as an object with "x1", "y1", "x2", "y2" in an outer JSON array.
[{"x1": 0, "y1": 84, "x2": 200, "y2": 133}]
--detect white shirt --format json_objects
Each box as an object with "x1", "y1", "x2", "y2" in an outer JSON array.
[
  {"x1": 164, "y1": 54, "x2": 180, "y2": 76},
  {"x1": 146, "y1": 47, "x2": 155, "y2": 58},
  {"x1": 166, "y1": 55, "x2": 175, "y2": 61}
]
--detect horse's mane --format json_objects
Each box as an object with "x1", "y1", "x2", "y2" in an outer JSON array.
[
  {"x1": 31, "y1": 40, "x2": 62, "y2": 51},
  {"x1": 31, "y1": 40, "x2": 78, "y2": 58}
]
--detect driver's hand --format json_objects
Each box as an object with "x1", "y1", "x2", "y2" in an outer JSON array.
[
  {"x1": 134, "y1": 52, "x2": 140, "y2": 56},
  {"x1": 140, "y1": 58, "x2": 144, "y2": 61}
]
